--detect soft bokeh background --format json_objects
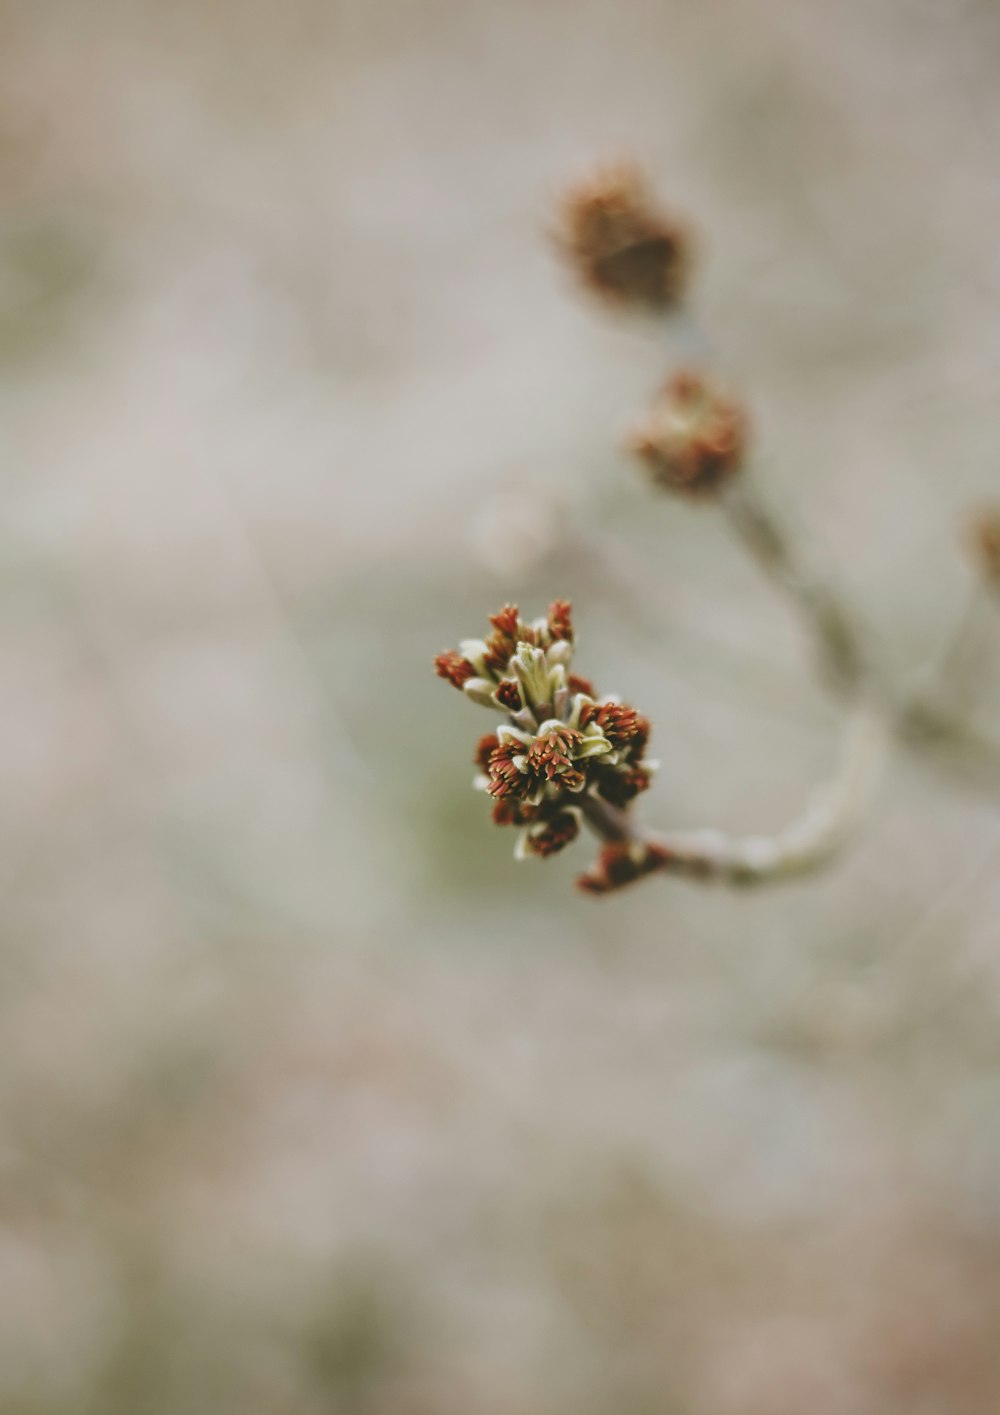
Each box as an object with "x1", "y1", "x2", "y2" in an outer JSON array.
[{"x1": 2, "y1": 1, "x2": 1000, "y2": 1411}]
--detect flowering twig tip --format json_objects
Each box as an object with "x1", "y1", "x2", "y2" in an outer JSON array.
[
  {"x1": 435, "y1": 601, "x2": 655, "y2": 870},
  {"x1": 429, "y1": 156, "x2": 957, "y2": 900}
]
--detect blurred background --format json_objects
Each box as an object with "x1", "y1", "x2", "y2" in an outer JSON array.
[{"x1": 2, "y1": 0, "x2": 1000, "y2": 1411}]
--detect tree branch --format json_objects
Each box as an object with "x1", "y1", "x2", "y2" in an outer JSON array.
[
  {"x1": 721, "y1": 479, "x2": 867, "y2": 693},
  {"x1": 578, "y1": 700, "x2": 886, "y2": 891}
]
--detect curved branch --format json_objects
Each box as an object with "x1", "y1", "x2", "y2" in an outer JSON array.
[
  {"x1": 897, "y1": 580, "x2": 1000, "y2": 745},
  {"x1": 720, "y1": 482, "x2": 1000, "y2": 768},
  {"x1": 578, "y1": 701, "x2": 887, "y2": 892}
]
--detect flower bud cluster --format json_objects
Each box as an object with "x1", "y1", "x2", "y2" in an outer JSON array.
[{"x1": 435, "y1": 601, "x2": 655, "y2": 860}]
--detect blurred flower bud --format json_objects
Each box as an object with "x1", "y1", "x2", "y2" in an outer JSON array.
[
  {"x1": 969, "y1": 507, "x2": 1000, "y2": 588},
  {"x1": 556, "y1": 163, "x2": 690, "y2": 309},
  {"x1": 630, "y1": 370, "x2": 747, "y2": 496}
]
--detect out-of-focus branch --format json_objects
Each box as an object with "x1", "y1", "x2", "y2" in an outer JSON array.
[
  {"x1": 897, "y1": 583, "x2": 976, "y2": 740},
  {"x1": 721, "y1": 479, "x2": 868, "y2": 694},
  {"x1": 626, "y1": 372, "x2": 869, "y2": 697},
  {"x1": 722, "y1": 487, "x2": 1000, "y2": 768},
  {"x1": 626, "y1": 302, "x2": 998, "y2": 778},
  {"x1": 898, "y1": 577, "x2": 1000, "y2": 742}
]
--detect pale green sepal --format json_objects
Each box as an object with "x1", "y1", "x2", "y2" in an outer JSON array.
[
  {"x1": 511, "y1": 644, "x2": 551, "y2": 708},
  {"x1": 463, "y1": 677, "x2": 500, "y2": 708},
  {"x1": 459, "y1": 639, "x2": 490, "y2": 674}
]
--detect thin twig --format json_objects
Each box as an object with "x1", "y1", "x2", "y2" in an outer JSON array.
[
  {"x1": 721, "y1": 478, "x2": 868, "y2": 693},
  {"x1": 579, "y1": 699, "x2": 887, "y2": 889},
  {"x1": 897, "y1": 580, "x2": 997, "y2": 743}
]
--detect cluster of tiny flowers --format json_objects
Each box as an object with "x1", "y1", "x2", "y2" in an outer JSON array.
[
  {"x1": 630, "y1": 370, "x2": 748, "y2": 496},
  {"x1": 555, "y1": 164, "x2": 690, "y2": 309},
  {"x1": 435, "y1": 601, "x2": 655, "y2": 861}
]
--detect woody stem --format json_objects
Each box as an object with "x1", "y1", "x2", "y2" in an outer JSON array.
[
  {"x1": 579, "y1": 792, "x2": 633, "y2": 843},
  {"x1": 721, "y1": 483, "x2": 1000, "y2": 771},
  {"x1": 580, "y1": 701, "x2": 886, "y2": 889},
  {"x1": 896, "y1": 581, "x2": 995, "y2": 741},
  {"x1": 649, "y1": 699, "x2": 885, "y2": 885}
]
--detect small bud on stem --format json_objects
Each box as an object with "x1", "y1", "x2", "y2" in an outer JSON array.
[
  {"x1": 556, "y1": 164, "x2": 691, "y2": 309},
  {"x1": 630, "y1": 371, "x2": 747, "y2": 497}
]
